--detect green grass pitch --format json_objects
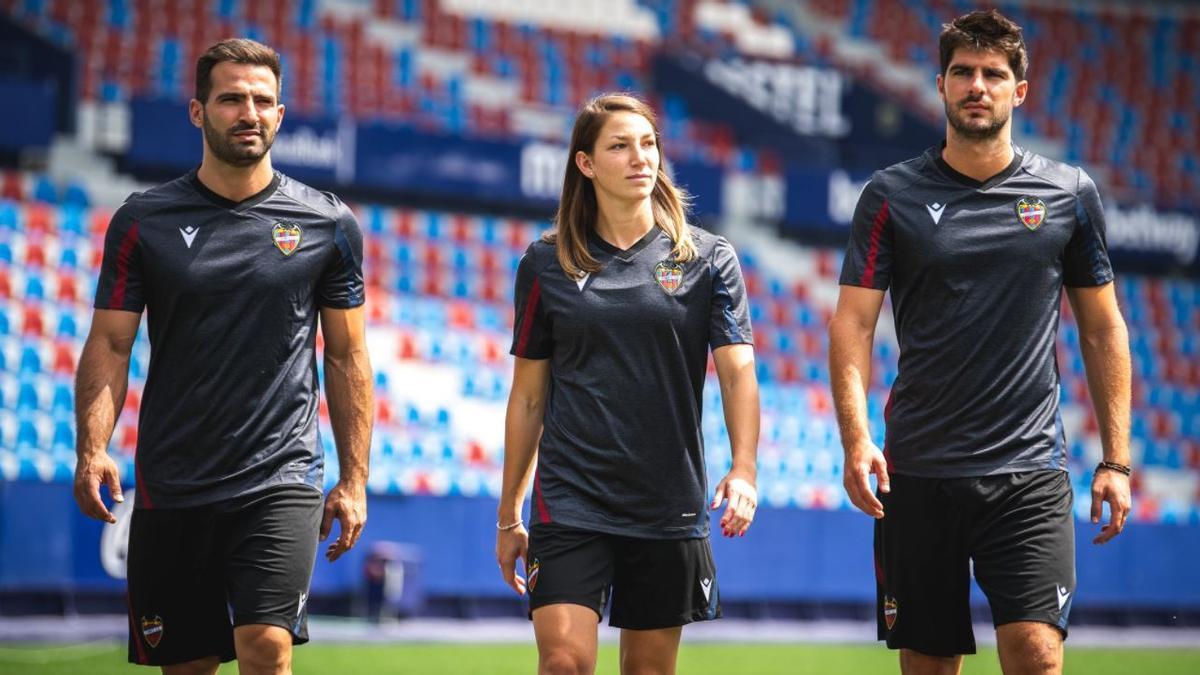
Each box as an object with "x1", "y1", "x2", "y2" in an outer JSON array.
[{"x1": 2, "y1": 642, "x2": 1198, "y2": 674}]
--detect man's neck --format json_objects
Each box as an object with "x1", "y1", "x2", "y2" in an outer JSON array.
[
  {"x1": 941, "y1": 129, "x2": 1014, "y2": 183},
  {"x1": 196, "y1": 156, "x2": 275, "y2": 203}
]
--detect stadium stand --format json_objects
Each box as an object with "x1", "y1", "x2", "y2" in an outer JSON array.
[
  {"x1": 784, "y1": 0, "x2": 1200, "y2": 210},
  {"x1": 7, "y1": 0, "x2": 1196, "y2": 209}
]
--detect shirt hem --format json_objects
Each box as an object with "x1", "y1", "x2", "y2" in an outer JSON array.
[
  {"x1": 534, "y1": 514, "x2": 709, "y2": 540},
  {"x1": 887, "y1": 462, "x2": 1067, "y2": 479},
  {"x1": 132, "y1": 475, "x2": 323, "y2": 510}
]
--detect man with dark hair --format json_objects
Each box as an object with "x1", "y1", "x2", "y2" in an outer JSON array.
[
  {"x1": 73, "y1": 38, "x2": 373, "y2": 675},
  {"x1": 830, "y1": 9, "x2": 1131, "y2": 675}
]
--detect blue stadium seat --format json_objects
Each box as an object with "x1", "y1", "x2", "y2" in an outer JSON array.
[
  {"x1": 16, "y1": 417, "x2": 39, "y2": 448},
  {"x1": 24, "y1": 275, "x2": 45, "y2": 300},
  {"x1": 0, "y1": 201, "x2": 17, "y2": 230},
  {"x1": 51, "y1": 419, "x2": 73, "y2": 450},
  {"x1": 55, "y1": 313, "x2": 77, "y2": 338},
  {"x1": 51, "y1": 382, "x2": 72, "y2": 413},
  {"x1": 32, "y1": 176, "x2": 58, "y2": 204},
  {"x1": 61, "y1": 183, "x2": 90, "y2": 209},
  {"x1": 19, "y1": 346, "x2": 41, "y2": 374},
  {"x1": 59, "y1": 204, "x2": 86, "y2": 234}
]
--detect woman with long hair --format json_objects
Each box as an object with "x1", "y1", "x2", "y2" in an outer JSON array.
[{"x1": 496, "y1": 93, "x2": 760, "y2": 675}]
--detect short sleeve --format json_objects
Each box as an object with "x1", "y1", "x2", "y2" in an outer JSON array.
[
  {"x1": 838, "y1": 176, "x2": 893, "y2": 290},
  {"x1": 317, "y1": 201, "x2": 366, "y2": 308},
  {"x1": 1063, "y1": 169, "x2": 1114, "y2": 288},
  {"x1": 708, "y1": 237, "x2": 754, "y2": 349},
  {"x1": 510, "y1": 244, "x2": 553, "y2": 359},
  {"x1": 93, "y1": 202, "x2": 146, "y2": 313}
]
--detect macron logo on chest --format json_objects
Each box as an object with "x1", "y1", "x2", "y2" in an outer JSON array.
[
  {"x1": 925, "y1": 203, "x2": 947, "y2": 224},
  {"x1": 179, "y1": 226, "x2": 199, "y2": 249}
]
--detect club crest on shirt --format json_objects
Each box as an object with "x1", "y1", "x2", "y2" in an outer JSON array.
[
  {"x1": 883, "y1": 596, "x2": 898, "y2": 630},
  {"x1": 1015, "y1": 197, "x2": 1047, "y2": 231},
  {"x1": 271, "y1": 222, "x2": 302, "y2": 256},
  {"x1": 141, "y1": 615, "x2": 164, "y2": 648},
  {"x1": 654, "y1": 260, "x2": 684, "y2": 294},
  {"x1": 526, "y1": 559, "x2": 540, "y2": 593}
]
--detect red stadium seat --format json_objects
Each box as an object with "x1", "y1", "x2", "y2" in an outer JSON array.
[
  {"x1": 54, "y1": 272, "x2": 79, "y2": 303},
  {"x1": 465, "y1": 440, "x2": 488, "y2": 466},
  {"x1": 119, "y1": 422, "x2": 138, "y2": 453},
  {"x1": 23, "y1": 241, "x2": 46, "y2": 268},
  {"x1": 51, "y1": 342, "x2": 75, "y2": 375},
  {"x1": 480, "y1": 337, "x2": 504, "y2": 364},
  {"x1": 124, "y1": 389, "x2": 140, "y2": 415},
  {"x1": 1, "y1": 170, "x2": 22, "y2": 201},
  {"x1": 21, "y1": 305, "x2": 44, "y2": 337},
  {"x1": 397, "y1": 332, "x2": 417, "y2": 360},
  {"x1": 376, "y1": 398, "x2": 394, "y2": 426}
]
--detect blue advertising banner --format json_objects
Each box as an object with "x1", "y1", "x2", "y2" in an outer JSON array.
[
  {"x1": 672, "y1": 159, "x2": 724, "y2": 218},
  {"x1": 653, "y1": 52, "x2": 839, "y2": 167},
  {"x1": 0, "y1": 78, "x2": 57, "y2": 152},
  {"x1": 782, "y1": 166, "x2": 873, "y2": 234},
  {"x1": 354, "y1": 124, "x2": 533, "y2": 206},
  {"x1": 4, "y1": 482, "x2": 1198, "y2": 609},
  {"x1": 652, "y1": 52, "x2": 939, "y2": 171}
]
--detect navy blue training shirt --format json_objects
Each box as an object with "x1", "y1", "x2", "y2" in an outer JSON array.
[
  {"x1": 94, "y1": 169, "x2": 365, "y2": 508},
  {"x1": 511, "y1": 226, "x2": 754, "y2": 539},
  {"x1": 839, "y1": 145, "x2": 1113, "y2": 478}
]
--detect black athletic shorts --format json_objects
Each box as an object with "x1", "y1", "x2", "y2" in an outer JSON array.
[
  {"x1": 126, "y1": 485, "x2": 323, "y2": 666},
  {"x1": 875, "y1": 470, "x2": 1075, "y2": 657},
  {"x1": 526, "y1": 523, "x2": 721, "y2": 630}
]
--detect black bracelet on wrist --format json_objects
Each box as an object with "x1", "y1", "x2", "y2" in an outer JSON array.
[{"x1": 1096, "y1": 460, "x2": 1132, "y2": 476}]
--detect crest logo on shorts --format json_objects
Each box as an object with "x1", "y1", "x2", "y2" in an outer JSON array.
[
  {"x1": 654, "y1": 261, "x2": 684, "y2": 294},
  {"x1": 141, "y1": 615, "x2": 164, "y2": 648},
  {"x1": 526, "y1": 559, "x2": 540, "y2": 593},
  {"x1": 271, "y1": 222, "x2": 302, "y2": 256},
  {"x1": 1015, "y1": 197, "x2": 1047, "y2": 231},
  {"x1": 883, "y1": 596, "x2": 898, "y2": 630}
]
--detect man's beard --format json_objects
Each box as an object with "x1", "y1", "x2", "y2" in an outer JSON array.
[
  {"x1": 202, "y1": 113, "x2": 275, "y2": 167},
  {"x1": 945, "y1": 97, "x2": 1009, "y2": 140}
]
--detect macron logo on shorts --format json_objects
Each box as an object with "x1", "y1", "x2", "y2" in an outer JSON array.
[
  {"x1": 1056, "y1": 585, "x2": 1070, "y2": 610},
  {"x1": 700, "y1": 577, "x2": 712, "y2": 603}
]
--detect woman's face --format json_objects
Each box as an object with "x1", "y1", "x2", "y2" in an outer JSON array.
[{"x1": 576, "y1": 110, "x2": 659, "y2": 206}]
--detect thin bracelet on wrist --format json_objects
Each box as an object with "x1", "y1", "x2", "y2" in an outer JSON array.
[
  {"x1": 1096, "y1": 460, "x2": 1132, "y2": 476},
  {"x1": 497, "y1": 519, "x2": 523, "y2": 531}
]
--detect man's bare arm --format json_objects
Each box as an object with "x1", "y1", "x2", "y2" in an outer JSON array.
[
  {"x1": 1066, "y1": 283, "x2": 1132, "y2": 544},
  {"x1": 829, "y1": 285, "x2": 889, "y2": 518},
  {"x1": 74, "y1": 309, "x2": 141, "y2": 522},
  {"x1": 319, "y1": 305, "x2": 374, "y2": 561}
]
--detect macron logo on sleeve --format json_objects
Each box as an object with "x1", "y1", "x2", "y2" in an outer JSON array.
[{"x1": 179, "y1": 226, "x2": 199, "y2": 248}]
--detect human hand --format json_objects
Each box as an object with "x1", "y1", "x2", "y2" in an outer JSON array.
[
  {"x1": 711, "y1": 470, "x2": 757, "y2": 537},
  {"x1": 321, "y1": 480, "x2": 367, "y2": 562},
  {"x1": 495, "y1": 523, "x2": 529, "y2": 595},
  {"x1": 1090, "y1": 467, "x2": 1131, "y2": 544},
  {"x1": 843, "y1": 440, "x2": 889, "y2": 518},
  {"x1": 73, "y1": 453, "x2": 123, "y2": 523}
]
